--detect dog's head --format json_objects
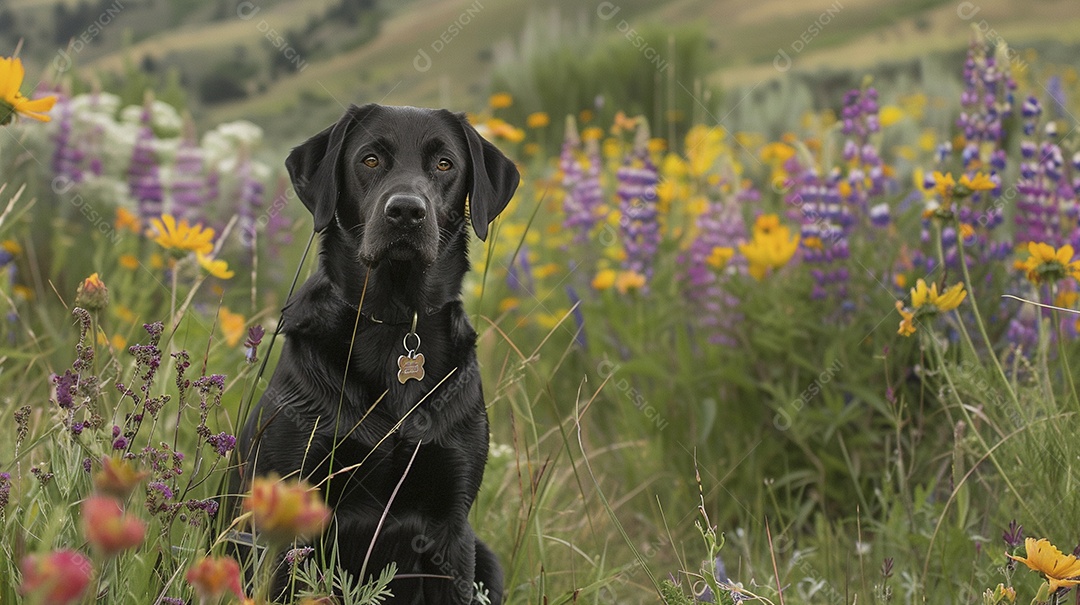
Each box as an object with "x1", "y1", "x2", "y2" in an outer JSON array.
[{"x1": 285, "y1": 104, "x2": 519, "y2": 267}]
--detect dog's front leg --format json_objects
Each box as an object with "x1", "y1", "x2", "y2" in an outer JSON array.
[{"x1": 411, "y1": 527, "x2": 479, "y2": 604}]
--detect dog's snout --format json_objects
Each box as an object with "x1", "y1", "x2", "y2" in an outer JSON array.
[{"x1": 385, "y1": 194, "x2": 427, "y2": 228}]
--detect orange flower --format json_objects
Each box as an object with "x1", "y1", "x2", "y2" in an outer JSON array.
[
  {"x1": 525, "y1": 112, "x2": 550, "y2": 129},
  {"x1": 218, "y1": 307, "x2": 246, "y2": 347},
  {"x1": 615, "y1": 270, "x2": 647, "y2": 294},
  {"x1": 485, "y1": 118, "x2": 525, "y2": 143},
  {"x1": 82, "y1": 496, "x2": 146, "y2": 555},
  {"x1": 19, "y1": 550, "x2": 92, "y2": 604},
  {"x1": 186, "y1": 556, "x2": 244, "y2": 601},
  {"x1": 119, "y1": 254, "x2": 140, "y2": 270},
  {"x1": 245, "y1": 475, "x2": 331, "y2": 544},
  {"x1": 610, "y1": 110, "x2": 640, "y2": 135},
  {"x1": 115, "y1": 207, "x2": 140, "y2": 234},
  {"x1": 74, "y1": 273, "x2": 109, "y2": 310},
  {"x1": 93, "y1": 456, "x2": 149, "y2": 499},
  {"x1": 489, "y1": 92, "x2": 513, "y2": 109}
]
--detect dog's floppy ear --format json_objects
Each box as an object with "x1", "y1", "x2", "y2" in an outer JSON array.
[
  {"x1": 459, "y1": 116, "x2": 520, "y2": 241},
  {"x1": 286, "y1": 104, "x2": 377, "y2": 232}
]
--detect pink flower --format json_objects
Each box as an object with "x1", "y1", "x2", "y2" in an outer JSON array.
[
  {"x1": 83, "y1": 495, "x2": 146, "y2": 555},
  {"x1": 186, "y1": 556, "x2": 244, "y2": 601},
  {"x1": 19, "y1": 549, "x2": 93, "y2": 604}
]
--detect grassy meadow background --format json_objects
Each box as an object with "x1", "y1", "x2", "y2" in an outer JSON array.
[{"x1": 2, "y1": 0, "x2": 1080, "y2": 603}]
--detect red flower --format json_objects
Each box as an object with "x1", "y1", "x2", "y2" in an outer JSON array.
[
  {"x1": 19, "y1": 549, "x2": 93, "y2": 604},
  {"x1": 83, "y1": 495, "x2": 146, "y2": 555},
  {"x1": 186, "y1": 556, "x2": 244, "y2": 601},
  {"x1": 245, "y1": 475, "x2": 331, "y2": 544}
]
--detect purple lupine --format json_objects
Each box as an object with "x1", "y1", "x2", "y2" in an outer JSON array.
[
  {"x1": 561, "y1": 118, "x2": 603, "y2": 243},
  {"x1": 264, "y1": 174, "x2": 294, "y2": 251},
  {"x1": 682, "y1": 184, "x2": 749, "y2": 345},
  {"x1": 953, "y1": 31, "x2": 1014, "y2": 239},
  {"x1": 839, "y1": 87, "x2": 888, "y2": 217},
  {"x1": 506, "y1": 244, "x2": 535, "y2": 295},
  {"x1": 617, "y1": 123, "x2": 661, "y2": 286},
  {"x1": 128, "y1": 103, "x2": 164, "y2": 222},
  {"x1": 51, "y1": 94, "x2": 84, "y2": 184},
  {"x1": 787, "y1": 164, "x2": 851, "y2": 303},
  {"x1": 170, "y1": 122, "x2": 209, "y2": 222},
  {"x1": 236, "y1": 152, "x2": 265, "y2": 251},
  {"x1": 1014, "y1": 97, "x2": 1074, "y2": 247}
]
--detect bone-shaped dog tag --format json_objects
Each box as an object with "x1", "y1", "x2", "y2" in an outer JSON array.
[{"x1": 397, "y1": 352, "x2": 425, "y2": 383}]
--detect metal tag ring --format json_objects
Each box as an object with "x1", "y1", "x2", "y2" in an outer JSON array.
[{"x1": 403, "y1": 332, "x2": 421, "y2": 354}]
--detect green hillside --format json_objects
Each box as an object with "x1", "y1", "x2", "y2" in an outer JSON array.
[{"x1": 7, "y1": 0, "x2": 1080, "y2": 144}]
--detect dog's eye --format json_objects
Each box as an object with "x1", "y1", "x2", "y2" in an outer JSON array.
[
  {"x1": 436, "y1": 158, "x2": 453, "y2": 171},
  {"x1": 363, "y1": 155, "x2": 379, "y2": 168}
]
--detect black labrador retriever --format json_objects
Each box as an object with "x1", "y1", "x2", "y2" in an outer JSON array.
[{"x1": 237, "y1": 104, "x2": 519, "y2": 603}]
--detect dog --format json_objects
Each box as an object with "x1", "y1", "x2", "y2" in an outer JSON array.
[{"x1": 237, "y1": 104, "x2": 519, "y2": 604}]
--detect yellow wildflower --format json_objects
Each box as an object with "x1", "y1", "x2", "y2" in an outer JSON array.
[
  {"x1": 879, "y1": 105, "x2": 904, "y2": 127},
  {"x1": 957, "y1": 172, "x2": 996, "y2": 193},
  {"x1": 592, "y1": 269, "x2": 616, "y2": 291},
  {"x1": 582, "y1": 126, "x2": 603, "y2": 142},
  {"x1": 931, "y1": 171, "x2": 955, "y2": 200},
  {"x1": 1007, "y1": 538, "x2": 1080, "y2": 593},
  {"x1": 150, "y1": 215, "x2": 215, "y2": 256},
  {"x1": 1054, "y1": 289, "x2": 1078, "y2": 309},
  {"x1": 197, "y1": 254, "x2": 235, "y2": 280},
  {"x1": 2, "y1": 239, "x2": 22, "y2": 256},
  {"x1": 910, "y1": 279, "x2": 966, "y2": 312},
  {"x1": 1019, "y1": 242, "x2": 1080, "y2": 285},
  {"x1": 498, "y1": 297, "x2": 520, "y2": 314},
  {"x1": 895, "y1": 301, "x2": 916, "y2": 337},
  {"x1": 738, "y1": 214, "x2": 799, "y2": 280},
  {"x1": 533, "y1": 263, "x2": 559, "y2": 279},
  {"x1": 760, "y1": 142, "x2": 795, "y2": 163},
  {"x1": 706, "y1": 246, "x2": 734, "y2": 269},
  {"x1": 0, "y1": 56, "x2": 57, "y2": 124}
]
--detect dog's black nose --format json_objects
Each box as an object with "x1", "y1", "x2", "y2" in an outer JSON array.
[{"x1": 385, "y1": 195, "x2": 427, "y2": 228}]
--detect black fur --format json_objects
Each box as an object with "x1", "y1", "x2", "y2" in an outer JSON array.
[{"x1": 237, "y1": 104, "x2": 519, "y2": 603}]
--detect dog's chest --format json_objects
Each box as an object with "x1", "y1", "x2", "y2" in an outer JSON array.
[{"x1": 332, "y1": 436, "x2": 473, "y2": 520}]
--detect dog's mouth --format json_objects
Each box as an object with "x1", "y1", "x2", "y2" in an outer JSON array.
[
  {"x1": 386, "y1": 240, "x2": 421, "y2": 261},
  {"x1": 361, "y1": 234, "x2": 437, "y2": 267}
]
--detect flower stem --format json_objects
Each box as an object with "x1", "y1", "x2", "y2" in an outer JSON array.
[
  {"x1": 1051, "y1": 303, "x2": 1079, "y2": 407},
  {"x1": 941, "y1": 220, "x2": 1019, "y2": 406}
]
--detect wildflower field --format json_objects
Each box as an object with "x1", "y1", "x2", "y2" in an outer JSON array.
[{"x1": 4, "y1": 20, "x2": 1080, "y2": 605}]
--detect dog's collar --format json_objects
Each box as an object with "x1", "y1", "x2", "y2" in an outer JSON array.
[{"x1": 359, "y1": 304, "x2": 445, "y2": 326}]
